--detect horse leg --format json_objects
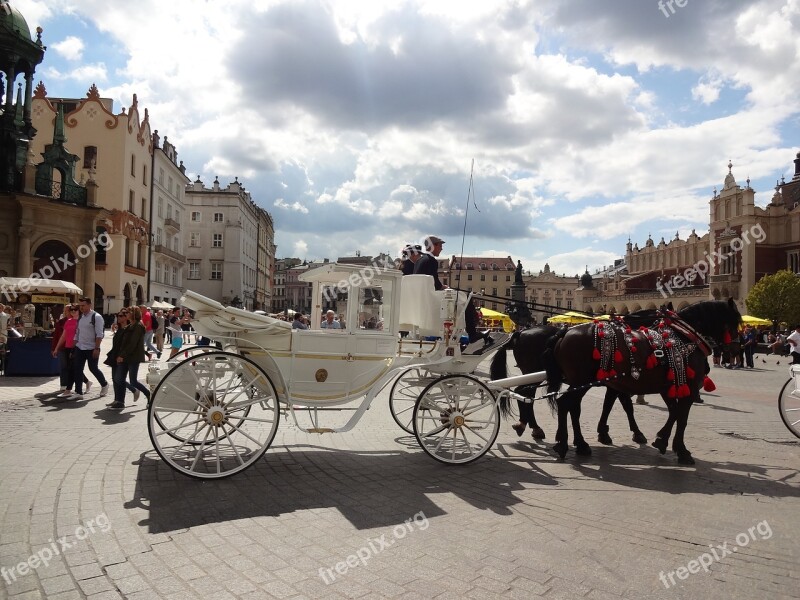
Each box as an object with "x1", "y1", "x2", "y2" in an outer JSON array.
[
  {"x1": 552, "y1": 392, "x2": 572, "y2": 459},
  {"x1": 672, "y1": 398, "x2": 695, "y2": 465},
  {"x1": 652, "y1": 394, "x2": 677, "y2": 454},
  {"x1": 570, "y1": 390, "x2": 591, "y2": 456},
  {"x1": 512, "y1": 399, "x2": 529, "y2": 436},
  {"x1": 597, "y1": 387, "x2": 616, "y2": 445},
  {"x1": 527, "y1": 399, "x2": 546, "y2": 440},
  {"x1": 519, "y1": 395, "x2": 546, "y2": 440},
  {"x1": 619, "y1": 392, "x2": 648, "y2": 444}
]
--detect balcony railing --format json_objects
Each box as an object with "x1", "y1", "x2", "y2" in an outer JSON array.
[
  {"x1": 35, "y1": 177, "x2": 88, "y2": 205},
  {"x1": 153, "y1": 244, "x2": 186, "y2": 263},
  {"x1": 164, "y1": 217, "x2": 180, "y2": 232}
]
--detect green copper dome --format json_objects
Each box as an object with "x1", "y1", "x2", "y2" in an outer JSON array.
[{"x1": 0, "y1": 2, "x2": 34, "y2": 42}]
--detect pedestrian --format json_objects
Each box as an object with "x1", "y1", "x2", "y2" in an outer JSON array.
[
  {"x1": 154, "y1": 309, "x2": 165, "y2": 355},
  {"x1": 292, "y1": 312, "x2": 308, "y2": 330},
  {"x1": 320, "y1": 310, "x2": 341, "y2": 329},
  {"x1": 168, "y1": 308, "x2": 184, "y2": 359},
  {"x1": 51, "y1": 304, "x2": 90, "y2": 398},
  {"x1": 787, "y1": 325, "x2": 800, "y2": 365},
  {"x1": 400, "y1": 243, "x2": 422, "y2": 275},
  {"x1": 108, "y1": 306, "x2": 150, "y2": 409},
  {"x1": 72, "y1": 296, "x2": 109, "y2": 399},
  {"x1": 141, "y1": 305, "x2": 158, "y2": 359},
  {"x1": 743, "y1": 326, "x2": 756, "y2": 368},
  {"x1": 181, "y1": 309, "x2": 193, "y2": 344},
  {"x1": 106, "y1": 309, "x2": 131, "y2": 409}
]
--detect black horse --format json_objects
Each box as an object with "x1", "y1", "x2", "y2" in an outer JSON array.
[{"x1": 541, "y1": 299, "x2": 741, "y2": 464}]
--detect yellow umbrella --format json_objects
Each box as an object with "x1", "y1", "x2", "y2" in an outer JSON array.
[
  {"x1": 478, "y1": 307, "x2": 515, "y2": 333},
  {"x1": 547, "y1": 311, "x2": 593, "y2": 325},
  {"x1": 741, "y1": 315, "x2": 772, "y2": 326}
]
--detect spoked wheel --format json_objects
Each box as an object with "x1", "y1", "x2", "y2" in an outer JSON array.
[
  {"x1": 778, "y1": 378, "x2": 800, "y2": 439},
  {"x1": 148, "y1": 351, "x2": 280, "y2": 479},
  {"x1": 389, "y1": 367, "x2": 438, "y2": 434},
  {"x1": 412, "y1": 374, "x2": 500, "y2": 464}
]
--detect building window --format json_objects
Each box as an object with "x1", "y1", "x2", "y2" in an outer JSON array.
[
  {"x1": 214, "y1": 212, "x2": 224, "y2": 222},
  {"x1": 788, "y1": 251, "x2": 800, "y2": 274},
  {"x1": 467, "y1": 274, "x2": 472, "y2": 281},
  {"x1": 128, "y1": 190, "x2": 135, "y2": 213},
  {"x1": 167, "y1": 204, "x2": 173, "y2": 219},
  {"x1": 480, "y1": 274, "x2": 485, "y2": 281},
  {"x1": 211, "y1": 262, "x2": 223, "y2": 280},
  {"x1": 159, "y1": 168, "x2": 164, "y2": 185},
  {"x1": 190, "y1": 232, "x2": 199, "y2": 247},
  {"x1": 141, "y1": 197, "x2": 146, "y2": 217},
  {"x1": 213, "y1": 233, "x2": 223, "y2": 248},
  {"x1": 567, "y1": 300, "x2": 572, "y2": 309},
  {"x1": 492, "y1": 288, "x2": 497, "y2": 296},
  {"x1": 83, "y1": 146, "x2": 97, "y2": 169},
  {"x1": 172, "y1": 266, "x2": 177, "y2": 286},
  {"x1": 188, "y1": 261, "x2": 200, "y2": 279},
  {"x1": 191, "y1": 211, "x2": 200, "y2": 221},
  {"x1": 143, "y1": 165, "x2": 148, "y2": 185},
  {"x1": 168, "y1": 176, "x2": 173, "y2": 195},
  {"x1": 506, "y1": 275, "x2": 511, "y2": 282},
  {"x1": 156, "y1": 228, "x2": 163, "y2": 245},
  {"x1": 130, "y1": 154, "x2": 136, "y2": 176},
  {"x1": 158, "y1": 197, "x2": 163, "y2": 217},
  {"x1": 493, "y1": 274, "x2": 497, "y2": 281}
]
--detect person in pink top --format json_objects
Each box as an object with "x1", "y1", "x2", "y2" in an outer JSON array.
[
  {"x1": 51, "y1": 304, "x2": 90, "y2": 399},
  {"x1": 140, "y1": 305, "x2": 159, "y2": 359}
]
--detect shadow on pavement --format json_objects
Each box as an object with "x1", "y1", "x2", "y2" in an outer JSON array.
[{"x1": 125, "y1": 446, "x2": 558, "y2": 534}]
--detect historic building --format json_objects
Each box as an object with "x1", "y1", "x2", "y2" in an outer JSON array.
[
  {"x1": 578, "y1": 154, "x2": 800, "y2": 315},
  {"x1": 29, "y1": 85, "x2": 154, "y2": 313},
  {"x1": 255, "y1": 207, "x2": 276, "y2": 312},
  {"x1": 0, "y1": 4, "x2": 107, "y2": 316},
  {"x1": 149, "y1": 131, "x2": 189, "y2": 306},
  {"x1": 448, "y1": 255, "x2": 515, "y2": 311},
  {"x1": 522, "y1": 263, "x2": 580, "y2": 323},
  {"x1": 184, "y1": 176, "x2": 261, "y2": 309}
]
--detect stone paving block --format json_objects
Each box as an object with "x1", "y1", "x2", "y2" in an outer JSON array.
[
  {"x1": 77, "y1": 575, "x2": 115, "y2": 595},
  {"x1": 69, "y1": 562, "x2": 104, "y2": 580},
  {"x1": 40, "y1": 574, "x2": 77, "y2": 596}
]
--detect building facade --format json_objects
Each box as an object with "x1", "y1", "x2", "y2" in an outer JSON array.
[
  {"x1": 184, "y1": 177, "x2": 259, "y2": 309},
  {"x1": 30, "y1": 85, "x2": 153, "y2": 313},
  {"x1": 149, "y1": 132, "x2": 189, "y2": 306},
  {"x1": 255, "y1": 207, "x2": 275, "y2": 312},
  {"x1": 523, "y1": 264, "x2": 580, "y2": 322},
  {"x1": 448, "y1": 255, "x2": 516, "y2": 311}
]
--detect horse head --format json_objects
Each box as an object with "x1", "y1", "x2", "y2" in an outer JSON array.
[{"x1": 677, "y1": 298, "x2": 742, "y2": 346}]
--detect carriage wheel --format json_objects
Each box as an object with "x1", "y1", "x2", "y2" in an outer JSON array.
[
  {"x1": 148, "y1": 351, "x2": 280, "y2": 479},
  {"x1": 389, "y1": 367, "x2": 438, "y2": 434},
  {"x1": 412, "y1": 374, "x2": 500, "y2": 465},
  {"x1": 778, "y1": 378, "x2": 800, "y2": 440},
  {"x1": 150, "y1": 352, "x2": 252, "y2": 445}
]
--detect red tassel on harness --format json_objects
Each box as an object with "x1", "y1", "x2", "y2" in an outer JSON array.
[
  {"x1": 703, "y1": 376, "x2": 716, "y2": 392},
  {"x1": 592, "y1": 348, "x2": 601, "y2": 360},
  {"x1": 668, "y1": 384, "x2": 678, "y2": 398},
  {"x1": 598, "y1": 330, "x2": 605, "y2": 338},
  {"x1": 678, "y1": 384, "x2": 691, "y2": 398},
  {"x1": 686, "y1": 366, "x2": 696, "y2": 379},
  {"x1": 646, "y1": 354, "x2": 658, "y2": 369},
  {"x1": 667, "y1": 368, "x2": 675, "y2": 381},
  {"x1": 723, "y1": 331, "x2": 731, "y2": 344},
  {"x1": 596, "y1": 368, "x2": 608, "y2": 381},
  {"x1": 614, "y1": 349, "x2": 623, "y2": 363},
  {"x1": 608, "y1": 369, "x2": 617, "y2": 378}
]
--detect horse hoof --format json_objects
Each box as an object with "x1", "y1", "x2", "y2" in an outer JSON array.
[
  {"x1": 511, "y1": 422, "x2": 526, "y2": 437},
  {"x1": 652, "y1": 437, "x2": 668, "y2": 454},
  {"x1": 575, "y1": 441, "x2": 592, "y2": 456},
  {"x1": 677, "y1": 452, "x2": 695, "y2": 465},
  {"x1": 531, "y1": 426, "x2": 546, "y2": 440},
  {"x1": 552, "y1": 441, "x2": 568, "y2": 459},
  {"x1": 632, "y1": 431, "x2": 648, "y2": 444},
  {"x1": 598, "y1": 432, "x2": 613, "y2": 445}
]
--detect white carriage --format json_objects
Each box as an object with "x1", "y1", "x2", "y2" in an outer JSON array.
[{"x1": 147, "y1": 263, "x2": 543, "y2": 479}]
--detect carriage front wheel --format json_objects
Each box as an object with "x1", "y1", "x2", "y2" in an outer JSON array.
[
  {"x1": 389, "y1": 367, "x2": 438, "y2": 434},
  {"x1": 778, "y1": 378, "x2": 800, "y2": 439},
  {"x1": 148, "y1": 351, "x2": 280, "y2": 479},
  {"x1": 412, "y1": 374, "x2": 500, "y2": 464}
]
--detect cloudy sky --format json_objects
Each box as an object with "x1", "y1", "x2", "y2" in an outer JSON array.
[{"x1": 15, "y1": 0, "x2": 800, "y2": 277}]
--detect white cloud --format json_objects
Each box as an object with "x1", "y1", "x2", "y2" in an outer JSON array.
[
  {"x1": 52, "y1": 35, "x2": 84, "y2": 60},
  {"x1": 41, "y1": 63, "x2": 107, "y2": 82}
]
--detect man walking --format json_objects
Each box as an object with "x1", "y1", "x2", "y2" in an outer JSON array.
[
  {"x1": 141, "y1": 305, "x2": 159, "y2": 359},
  {"x1": 154, "y1": 309, "x2": 165, "y2": 355},
  {"x1": 71, "y1": 296, "x2": 109, "y2": 399}
]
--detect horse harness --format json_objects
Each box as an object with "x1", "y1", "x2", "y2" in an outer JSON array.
[{"x1": 592, "y1": 311, "x2": 712, "y2": 399}]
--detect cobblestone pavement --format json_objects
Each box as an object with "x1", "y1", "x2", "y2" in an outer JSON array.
[{"x1": 1, "y1": 341, "x2": 798, "y2": 600}]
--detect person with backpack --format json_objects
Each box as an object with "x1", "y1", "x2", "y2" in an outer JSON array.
[
  {"x1": 107, "y1": 306, "x2": 150, "y2": 409},
  {"x1": 72, "y1": 296, "x2": 109, "y2": 399}
]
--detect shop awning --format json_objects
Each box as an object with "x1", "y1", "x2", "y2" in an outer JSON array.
[
  {"x1": 151, "y1": 300, "x2": 175, "y2": 310},
  {"x1": 0, "y1": 277, "x2": 83, "y2": 297}
]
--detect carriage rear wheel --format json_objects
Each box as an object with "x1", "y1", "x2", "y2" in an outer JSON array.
[
  {"x1": 412, "y1": 374, "x2": 500, "y2": 464},
  {"x1": 148, "y1": 351, "x2": 280, "y2": 479},
  {"x1": 778, "y1": 378, "x2": 800, "y2": 439},
  {"x1": 389, "y1": 367, "x2": 438, "y2": 434}
]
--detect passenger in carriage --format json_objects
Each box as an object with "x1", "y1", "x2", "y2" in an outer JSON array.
[
  {"x1": 400, "y1": 243, "x2": 423, "y2": 275},
  {"x1": 413, "y1": 235, "x2": 447, "y2": 290},
  {"x1": 321, "y1": 310, "x2": 341, "y2": 329},
  {"x1": 292, "y1": 312, "x2": 308, "y2": 330}
]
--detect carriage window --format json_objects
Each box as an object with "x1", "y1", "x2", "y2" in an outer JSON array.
[{"x1": 357, "y1": 281, "x2": 393, "y2": 331}]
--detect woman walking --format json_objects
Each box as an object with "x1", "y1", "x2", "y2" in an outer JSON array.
[
  {"x1": 108, "y1": 307, "x2": 151, "y2": 409},
  {"x1": 107, "y1": 309, "x2": 131, "y2": 409},
  {"x1": 52, "y1": 304, "x2": 90, "y2": 399}
]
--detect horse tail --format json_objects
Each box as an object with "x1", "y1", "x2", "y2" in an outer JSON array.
[
  {"x1": 543, "y1": 328, "x2": 567, "y2": 412},
  {"x1": 491, "y1": 331, "x2": 519, "y2": 418}
]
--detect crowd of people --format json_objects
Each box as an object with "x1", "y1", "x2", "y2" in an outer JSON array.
[{"x1": 44, "y1": 299, "x2": 197, "y2": 410}]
